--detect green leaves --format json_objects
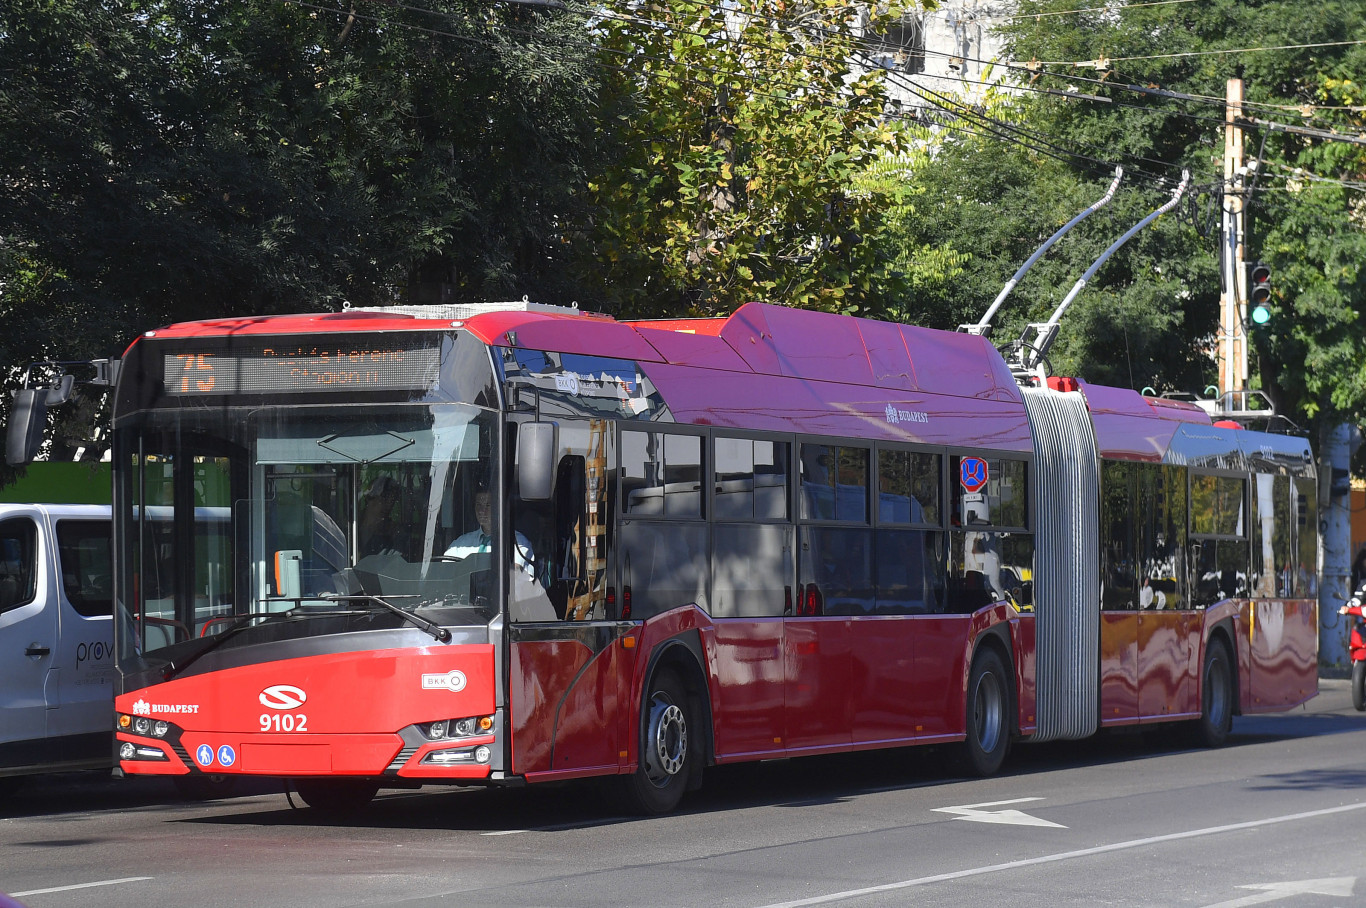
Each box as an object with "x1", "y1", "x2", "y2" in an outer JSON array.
[{"x1": 579, "y1": 0, "x2": 916, "y2": 316}]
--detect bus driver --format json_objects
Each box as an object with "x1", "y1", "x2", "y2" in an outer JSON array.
[{"x1": 445, "y1": 490, "x2": 540, "y2": 584}]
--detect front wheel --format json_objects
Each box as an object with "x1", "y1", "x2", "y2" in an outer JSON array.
[
  {"x1": 1195, "y1": 639, "x2": 1234, "y2": 747},
  {"x1": 960, "y1": 648, "x2": 1011, "y2": 776},
  {"x1": 1352, "y1": 661, "x2": 1365, "y2": 712},
  {"x1": 292, "y1": 778, "x2": 380, "y2": 812},
  {"x1": 620, "y1": 668, "x2": 696, "y2": 815}
]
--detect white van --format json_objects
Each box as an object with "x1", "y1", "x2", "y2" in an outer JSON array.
[{"x1": 0, "y1": 504, "x2": 114, "y2": 780}]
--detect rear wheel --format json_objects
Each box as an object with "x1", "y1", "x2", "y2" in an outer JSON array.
[
  {"x1": 1352, "y1": 661, "x2": 1365, "y2": 712},
  {"x1": 621, "y1": 668, "x2": 696, "y2": 815},
  {"x1": 961, "y1": 648, "x2": 1011, "y2": 776},
  {"x1": 292, "y1": 778, "x2": 380, "y2": 812},
  {"x1": 1195, "y1": 639, "x2": 1234, "y2": 747}
]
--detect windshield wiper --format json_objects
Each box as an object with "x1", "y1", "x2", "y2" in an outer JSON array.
[
  {"x1": 315, "y1": 593, "x2": 452, "y2": 643},
  {"x1": 161, "y1": 613, "x2": 274, "y2": 682},
  {"x1": 160, "y1": 606, "x2": 374, "y2": 681},
  {"x1": 159, "y1": 595, "x2": 450, "y2": 682}
]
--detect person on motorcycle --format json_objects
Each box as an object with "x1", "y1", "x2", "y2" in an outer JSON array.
[{"x1": 1340, "y1": 584, "x2": 1366, "y2": 712}]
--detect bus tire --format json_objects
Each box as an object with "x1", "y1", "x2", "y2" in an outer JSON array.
[
  {"x1": 1352, "y1": 661, "x2": 1365, "y2": 712},
  {"x1": 961, "y1": 647, "x2": 1011, "y2": 776},
  {"x1": 293, "y1": 778, "x2": 379, "y2": 812},
  {"x1": 621, "y1": 668, "x2": 694, "y2": 815},
  {"x1": 1195, "y1": 638, "x2": 1234, "y2": 747}
]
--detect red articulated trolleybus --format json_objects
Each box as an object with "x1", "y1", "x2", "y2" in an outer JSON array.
[{"x1": 109, "y1": 301, "x2": 1318, "y2": 813}]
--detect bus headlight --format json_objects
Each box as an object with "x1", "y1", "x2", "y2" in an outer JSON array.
[{"x1": 133, "y1": 717, "x2": 151, "y2": 735}]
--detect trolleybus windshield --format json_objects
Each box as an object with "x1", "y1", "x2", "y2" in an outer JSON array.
[{"x1": 115, "y1": 403, "x2": 499, "y2": 674}]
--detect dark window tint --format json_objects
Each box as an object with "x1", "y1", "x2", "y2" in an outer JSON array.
[
  {"x1": 1190, "y1": 474, "x2": 1246, "y2": 536},
  {"x1": 1138, "y1": 464, "x2": 1187, "y2": 610},
  {"x1": 0, "y1": 518, "x2": 38, "y2": 613},
  {"x1": 1192, "y1": 538, "x2": 1249, "y2": 607},
  {"x1": 877, "y1": 449, "x2": 940, "y2": 526},
  {"x1": 620, "y1": 523, "x2": 708, "y2": 619},
  {"x1": 798, "y1": 526, "x2": 874, "y2": 615},
  {"x1": 800, "y1": 444, "x2": 868, "y2": 522},
  {"x1": 1101, "y1": 461, "x2": 1137, "y2": 611},
  {"x1": 622, "y1": 431, "x2": 704, "y2": 518},
  {"x1": 875, "y1": 528, "x2": 944, "y2": 614},
  {"x1": 714, "y1": 437, "x2": 789, "y2": 521},
  {"x1": 951, "y1": 456, "x2": 1027, "y2": 529},
  {"x1": 57, "y1": 520, "x2": 113, "y2": 617},
  {"x1": 711, "y1": 524, "x2": 790, "y2": 617},
  {"x1": 947, "y1": 530, "x2": 1034, "y2": 614},
  {"x1": 1294, "y1": 478, "x2": 1317, "y2": 597}
]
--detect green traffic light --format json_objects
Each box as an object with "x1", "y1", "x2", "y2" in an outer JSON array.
[{"x1": 1252, "y1": 305, "x2": 1271, "y2": 325}]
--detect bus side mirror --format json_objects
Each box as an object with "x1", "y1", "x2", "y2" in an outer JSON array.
[
  {"x1": 6, "y1": 375, "x2": 75, "y2": 466},
  {"x1": 517, "y1": 421, "x2": 557, "y2": 501}
]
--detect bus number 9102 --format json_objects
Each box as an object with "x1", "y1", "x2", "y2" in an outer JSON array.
[{"x1": 260, "y1": 713, "x2": 308, "y2": 732}]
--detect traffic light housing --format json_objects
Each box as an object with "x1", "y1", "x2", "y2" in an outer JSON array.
[{"x1": 1248, "y1": 261, "x2": 1271, "y2": 324}]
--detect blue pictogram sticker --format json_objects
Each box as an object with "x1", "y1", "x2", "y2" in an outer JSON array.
[
  {"x1": 216, "y1": 745, "x2": 237, "y2": 768},
  {"x1": 960, "y1": 457, "x2": 989, "y2": 493},
  {"x1": 195, "y1": 744, "x2": 215, "y2": 767}
]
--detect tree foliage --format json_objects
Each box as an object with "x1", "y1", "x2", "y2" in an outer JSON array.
[
  {"x1": 0, "y1": 0, "x2": 600, "y2": 372},
  {"x1": 975, "y1": 0, "x2": 1366, "y2": 425},
  {"x1": 582, "y1": 0, "x2": 922, "y2": 316}
]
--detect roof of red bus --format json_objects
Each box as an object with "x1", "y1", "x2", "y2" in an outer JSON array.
[{"x1": 136, "y1": 303, "x2": 1229, "y2": 459}]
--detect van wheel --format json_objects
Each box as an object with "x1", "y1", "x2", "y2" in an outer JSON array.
[
  {"x1": 961, "y1": 648, "x2": 1011, "y2": 776},
  {"x1": 620, "y1": 669, "x2": 695, "y2": 815},
  {"x1": 293, "y1": 778, "x2": 379, "y2": 812},
  {"x1": 1195, "y1": 639, "x2": 1234, "y2": 747}
]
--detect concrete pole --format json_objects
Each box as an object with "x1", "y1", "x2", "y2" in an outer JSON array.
[
  {"x1": 1221, "y1": 78, "x2": 1246, "y2": 407},
  {"x1": 1320, "y1": 421, "x2": 1357, "y2": 667}
]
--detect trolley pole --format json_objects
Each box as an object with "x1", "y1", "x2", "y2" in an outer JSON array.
[{"x1": 1220, "y1": 78, "x2": 1247, "y2": 411}]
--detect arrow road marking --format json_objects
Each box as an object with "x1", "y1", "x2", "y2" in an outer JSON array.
[
  {"x1": 756, "y1": 800, "x2": 1366, "y2": 908},
  {"x1": 933, "y1": 796, "x2": 1067, "y2": 828},
  {"x1": 1202, "y1": 877, "x2": 1356, "y2": 908}
]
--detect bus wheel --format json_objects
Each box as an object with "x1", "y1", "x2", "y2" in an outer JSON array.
[
  {"x1": 1352, "y1": 661, "x2": 1365, "y2": 712},
  {"x1": 961, "y1": 648, "x2": 1010, "y2": 776},
  {"x1": 293, "y1": 778, "x2": 380, "y2": 812},
  {"x1": 621, "y1": 668, "x2": 693, "y2": 815},
  {"x1": 1195, "y1": 639, "x2": 1234, "y2": 747}
]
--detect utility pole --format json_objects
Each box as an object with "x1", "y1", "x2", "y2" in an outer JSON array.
[{"x1": 1219, "y1": 77, "x2": 1247, "y2": 411}]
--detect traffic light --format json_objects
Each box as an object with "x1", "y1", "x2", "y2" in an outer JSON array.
[{"x1": 1249, "y1": 262, "x2": 1272, "y2": 324}]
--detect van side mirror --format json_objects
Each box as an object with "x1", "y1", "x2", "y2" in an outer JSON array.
[{"x1": 517, "y1": 422, "x2": 557, "y2": 501}]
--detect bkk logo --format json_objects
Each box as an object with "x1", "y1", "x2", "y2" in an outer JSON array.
[
  {"x1": 259, "y1": 684, "x2": 308, "y2": 710},
  {"x1": 421, "y1": 670, "x2": 467, "y2": 692}
]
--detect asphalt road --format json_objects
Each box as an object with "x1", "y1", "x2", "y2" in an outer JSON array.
[{"x1": 3, "y1": 679, "x2": 1364, "y2": 908}]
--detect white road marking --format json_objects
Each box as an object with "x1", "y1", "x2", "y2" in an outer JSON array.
[
  {"x1": 11, "y1": 877, "x2": 153, "y2": 898},
  {"x1": 755, "y1": 801, "x2": 1366, "y2": 908},
  {"x1": 932, "y1": 797, "x2": 1067, "y2": 828},
  {"x1": 1202, "y1": 876, "x2": 1356, "y2": 907}
]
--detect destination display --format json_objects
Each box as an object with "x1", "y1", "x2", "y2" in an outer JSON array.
[{"x1": 162, "y1": 343, "x2": 441, "y2": 395}]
